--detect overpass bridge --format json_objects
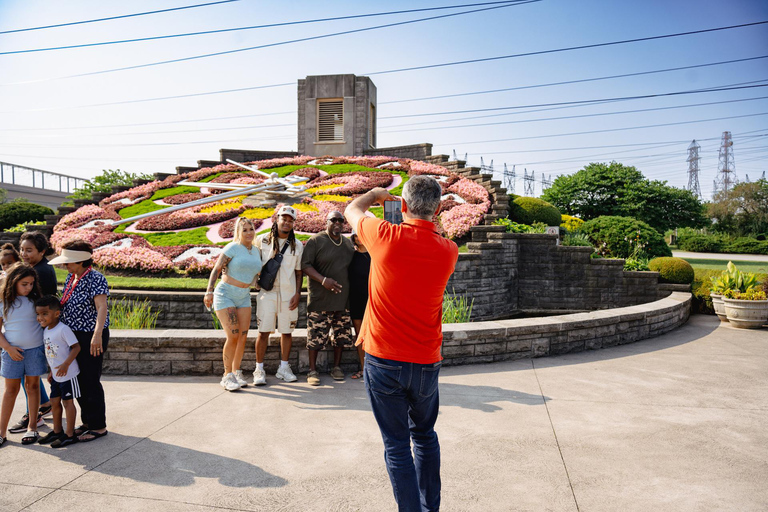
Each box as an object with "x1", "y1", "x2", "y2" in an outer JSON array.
[{"x1": 0, "y1": 161, "x2": 88, "y2": 210}]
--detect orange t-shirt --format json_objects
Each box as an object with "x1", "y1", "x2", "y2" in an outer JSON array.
[{"x1": 355, "y1": 217, "x2": 459, "y2": 364}]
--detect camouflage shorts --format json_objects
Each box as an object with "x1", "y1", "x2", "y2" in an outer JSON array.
[{"x1": 307, "y1": 310, "x2": 353, "y2": 350}]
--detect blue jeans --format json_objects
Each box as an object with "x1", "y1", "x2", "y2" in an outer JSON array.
[{"x1": 365, "y1": 354, "x2": 442, "y2": 512}]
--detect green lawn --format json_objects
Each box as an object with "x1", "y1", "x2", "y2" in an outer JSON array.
[{"x1": 682, "y1": 258, "x2": 768, "y2": 274}]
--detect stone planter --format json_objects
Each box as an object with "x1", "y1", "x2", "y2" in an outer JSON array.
[
  {"x1": 723, "y1": 298, "x2": 768, "y2": 329},
  {"x1": 710, "y1": 293, "x2": 728, "y2": 322}
]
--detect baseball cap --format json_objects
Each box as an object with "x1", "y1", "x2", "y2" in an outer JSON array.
[{"x1": 277, "y1": 205, "x2": 297, "y2": 219}]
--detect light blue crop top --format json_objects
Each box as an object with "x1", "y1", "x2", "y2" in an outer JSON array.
[{"x1": 222, "y1": 242, "x2": 262, "y2": 284}]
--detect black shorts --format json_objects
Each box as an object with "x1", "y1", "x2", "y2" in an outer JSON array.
[{"x1": 50, "y1": 376, "x2": 81, "y2": 401}]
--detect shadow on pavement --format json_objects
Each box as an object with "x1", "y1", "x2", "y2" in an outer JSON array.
[{"x1": 37, "y1": 434, "x2": 288, "y2": 488}]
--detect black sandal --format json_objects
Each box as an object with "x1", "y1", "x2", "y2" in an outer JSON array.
[
  {"x1": 0, "y1": 436, "x2": 5, "y2": 447},
  {"x1": 38, "y1": 430, "x2": 64, "y2": 445},
  {"x1": 78, "y1": 430, "x2": 108, "y2": 443},
  {"x1": 51, "y1": 435, "x2": 78, "y2": 448},
  {"x1": 73, "y1": 425, "x2": 88, "y2": 436}
]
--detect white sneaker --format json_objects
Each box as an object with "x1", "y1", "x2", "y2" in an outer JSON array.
[
  {"x1": 252, "y1": 368, "x2": 267, "y2": 386},
  {"x1": 220, "y1": 373, "x2": 241, "y2": 392},
  {"x1": 275, "y1": 365, "x2": 297, "y2": 383},
  {"x1": 233, "y1": 370, "x2": 248, "y2": 388}
]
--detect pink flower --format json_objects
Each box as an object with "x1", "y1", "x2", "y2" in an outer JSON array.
[
  {"x1": 440, "y1": 203, "x2": 487, "y2": 239},
  {"x1": 55, "y1": 205, "x2": 121, "y2": 232},
  {"x1": 93, "y1": 247, "x2": 174, "y2": 273}
]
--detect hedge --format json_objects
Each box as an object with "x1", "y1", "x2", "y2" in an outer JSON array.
[
  {"x1": 0, "y1": 201, "x2": 54, "y2": 231},
  {"x1": 678, "y1": 233, "x2": 768, "y2": 255},
  {"x1": 580, "y1": 216, "x2": 671, "y2": 258},
  {"x1": 508, "y1": 197, "x2": 561, "y2": 226},
  {"x1": 648, "y1": 257, "x2": 695, "y2": 284}
]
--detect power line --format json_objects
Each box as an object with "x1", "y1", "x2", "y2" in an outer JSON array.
[
  {"x1": 0, "y1": 1, "x2": 536, "y2": 55},
  {"x1": 379, "y1": 55, "x2": 768, "y2": 104},
  {"x1": 382, "y1": 83, "x2": 768, "y2": 119},
  {"x1": 0, "y1": 1, "x2": 239, "y2": 35},
  {"x1": 379, "y1": 95, "x2": 768, "y2": 133},
  {"x1": 366, "y1": 20, "x2": 768, "y2": 76},
  {"x1": 440, "y1": 112, "x2": 768, "y2": 145},
  {"x1": 0, "y1": 1, "x2": 535, "y2": 86}
]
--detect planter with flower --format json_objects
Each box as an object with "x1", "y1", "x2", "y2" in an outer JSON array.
[
  {"x1": 709, "y1": 262, "x2": 760, "y2": 322},
  {"x1": 722, "y1": 288, "x2": 768, "y2": 329}
]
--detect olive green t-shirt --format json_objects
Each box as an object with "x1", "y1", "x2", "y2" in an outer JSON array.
[{"x1": 301, "y1": 232, "x2": 355, "y2": 312}]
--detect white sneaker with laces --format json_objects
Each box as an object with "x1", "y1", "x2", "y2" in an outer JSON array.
[
  {"x1": 233, "y1": 370, "x2": 248, "y2": 388},
  {"x1": 275, "y1": 365, "x2": 297, "y2": 383},
  {"x1": 220, "y1": 372, "x2": 241, "y2": 391},
  {"x1": 252, "y1": 368, "x2": 267, "y2": 386}
]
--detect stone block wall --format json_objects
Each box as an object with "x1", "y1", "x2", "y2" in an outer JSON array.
[
  {"x1": 363, "y1": 143, "x2": 434, "y2": 161},
  {"x1": 104, "y1": 292, "x2": 691, "y2": 376}
]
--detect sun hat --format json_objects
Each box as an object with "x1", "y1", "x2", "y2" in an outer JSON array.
[
  {"x1": 47, "y1": 249, "x2": 92, "y2": 265},
  {"x1": 277, "y1": 205, "x2": 297, "y2": 220}
]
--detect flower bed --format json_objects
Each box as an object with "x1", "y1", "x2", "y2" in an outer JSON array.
[{"x1": 52, "y1": 156, "x2": 492, "y2": 275}]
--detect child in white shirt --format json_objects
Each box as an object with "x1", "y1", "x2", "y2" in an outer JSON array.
[{"x1": 35, "y1": 296, "x2": 81, "y2": 448}]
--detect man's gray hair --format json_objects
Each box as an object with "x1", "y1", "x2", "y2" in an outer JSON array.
[{"x1": 402, "y1": 175, "x2": 442, "y2": 218}]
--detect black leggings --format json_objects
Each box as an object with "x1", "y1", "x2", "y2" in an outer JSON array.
[{"x1": 73, "y1": 329, "x2": 109, "y2": 431}]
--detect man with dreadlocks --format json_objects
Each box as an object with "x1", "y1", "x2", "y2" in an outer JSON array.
[{"x1": 252, "y1": 205, "x2": 303, "y2": 385}]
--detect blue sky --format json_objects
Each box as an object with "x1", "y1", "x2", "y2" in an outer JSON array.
[{"x1": 0, "y1": 0, "x2": 766, "y2": 198}]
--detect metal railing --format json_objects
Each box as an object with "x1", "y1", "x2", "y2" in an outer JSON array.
[{"x1": 0, "y1": 161, "x2": 88, "y2": 194}]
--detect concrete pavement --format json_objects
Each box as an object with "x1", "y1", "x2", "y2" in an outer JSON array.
[{"x1": 1, "y1": 315, "x2": 766, "y2": 512}]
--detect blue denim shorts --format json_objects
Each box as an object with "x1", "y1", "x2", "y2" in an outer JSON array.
[
  {"x1": 0, "y1": 345, "x2": 48, "y2": 380},
  {"x1": 213, "y1": 282, "x2": 253, "y2": 310}
]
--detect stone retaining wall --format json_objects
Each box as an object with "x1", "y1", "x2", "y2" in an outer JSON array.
[{"x1": 103, "y1": 292, "x2": 691, "y2": 376}]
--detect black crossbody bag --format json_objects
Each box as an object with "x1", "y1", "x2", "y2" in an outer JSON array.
[{"x1": 257, "y1": 241, "x2": 290, "y2": 291}]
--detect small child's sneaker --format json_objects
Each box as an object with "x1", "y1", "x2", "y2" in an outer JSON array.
[{"x1": 38, "y1": 430, "x2": 65, "y2": 445}]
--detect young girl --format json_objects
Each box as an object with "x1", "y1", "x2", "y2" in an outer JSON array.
[
  {"x1": 0, "y1": 264, "x2": 44, "y2": 447},
  {"x1": 0, "y1": 244, "x2": 20, "y2": 275}
]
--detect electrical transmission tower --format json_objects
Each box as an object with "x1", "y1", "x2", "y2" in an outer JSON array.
[
  {"x1": 686, "y1": 140, "x2": 702, "y2": 199},
  {"x1": 523, "y1": 169, "x2": 535, "y2": 196},
  {"x1": 541, "y1": 173, "x2": 552, "y2": 192},
  {"x1": 713, "y1": 131, "x2": 736, "y2": 197},
  {"x1": 503, "y1": 164, "x2": 516, "y2": 194}
]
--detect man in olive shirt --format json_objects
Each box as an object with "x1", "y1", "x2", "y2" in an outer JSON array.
[{"x1": 301, "y1": 211, "x2": 355, "y2": 386}]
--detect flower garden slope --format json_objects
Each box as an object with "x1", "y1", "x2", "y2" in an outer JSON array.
[{"x1": 51, "y1": 156, "x2": 492, "y2": 276}]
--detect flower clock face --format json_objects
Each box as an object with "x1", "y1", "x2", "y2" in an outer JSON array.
[{"x1": 52, "y1": 156, "x2": 491, "y2": 274}]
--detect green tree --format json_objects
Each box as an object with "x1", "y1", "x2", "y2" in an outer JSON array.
[
  {"x1": 542, "y1": 161, "x2": 707, "y2": 232},
  {"x1": 708, "y1": 179, "x2": 768, "y2": 236},
  {"x1": 66, "y1": 169, "x2": 154, "y2": 203}
]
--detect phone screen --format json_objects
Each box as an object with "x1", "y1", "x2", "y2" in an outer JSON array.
[{"x1": 383, "y1": 199, "x2": 403, "y2": 225}]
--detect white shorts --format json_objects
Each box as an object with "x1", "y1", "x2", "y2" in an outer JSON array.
[{"x1": 257, "y1": 291, "x2": 298, "y2": 334}]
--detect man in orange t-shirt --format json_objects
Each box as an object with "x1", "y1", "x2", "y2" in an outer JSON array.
[{"x1": 345, "y1": 175, "x2": 458, "y2": 512}]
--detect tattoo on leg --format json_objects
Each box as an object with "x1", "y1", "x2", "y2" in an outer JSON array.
[
  {"x1": 227, "y1": 308, "x2": 237, "y2": 326},
  {"x1": 231, "y1": 328, "x2": 239, "y2": 335}
]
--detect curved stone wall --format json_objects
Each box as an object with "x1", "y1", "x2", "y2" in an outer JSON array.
[{"x1": 103, "y1": 292, "x2": 691, "y2": 376}]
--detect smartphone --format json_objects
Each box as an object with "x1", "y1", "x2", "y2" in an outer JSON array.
[{"x1": 383, "y1": 199, "x2": 403, "y2": 225}]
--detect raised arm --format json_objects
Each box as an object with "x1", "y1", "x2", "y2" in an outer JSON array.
[{"x1": 344, "y1": 187, "x2": 396, "y2": 230}]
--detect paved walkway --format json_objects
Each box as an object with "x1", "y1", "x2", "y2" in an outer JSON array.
[
  {"x1": 673, "y1": 250, "x2": 768, "y2": 262},
  {"x1": 2, "y1": 315, "x2": 766, "y2": 512}
]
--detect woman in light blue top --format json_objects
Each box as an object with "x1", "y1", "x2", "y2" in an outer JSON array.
[{"x1": 204, "y1": 218, "x2": 262, "y2": 391}]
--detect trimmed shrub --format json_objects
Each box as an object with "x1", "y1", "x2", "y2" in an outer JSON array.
[
  {"x1": 560, "y1": 214, "x2": 584, "y2": 232},
  {"x1": 508, "y1": 197, "x2": 561, "y2": 226},
  {"x1": 580, "y1": 216, "x2": 671, "y2": 258},
  {"x1": 648, "y1": 257, "x2": 695, "y2": 284},
  {"x1": 678, "y1": 234, "x2": 724, "y2": 253},
  {"x1": 725, "y1": 237, "x2": 768, "y2": 255},
  {"x1": 0, "y1": 201, "x2": 53, "y2": 231}
]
